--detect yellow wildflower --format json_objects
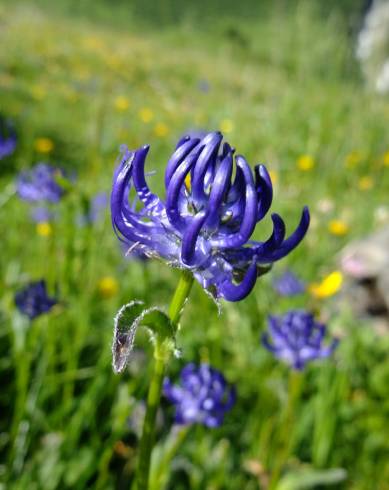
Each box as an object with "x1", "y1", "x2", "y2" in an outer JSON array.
[
  {"x1": 220, "y1": 119, "x2": 234, "y2": 134},
  {"x1": 345, "y1": 151, "x2": 363, "y2": 168},
  {"x1": 36, "y1": 222, "x2": 52, "y2": 237},
  {"x1": 328, "y1": 220, "x2": 349, "y2": 236},
  {"x1": 309, "y1": 271, "x2": 343, "y2": 299},
  {"x1": 98, "y1": 276, "x2": 119, "y2": 299},
  {"x1": 114, "y1": 96, "x2": 130, "y2": 112},
  {"x1": 34, "y1": 138, "x2": 54, "y2": 154},
  {"x1": 30, "y1": 84, "x2": 46, "y2": 101},
  {"x1": 83, "y1": 36, "x2": 104, "y2": 51},
  {"x1": 382, "y1": 151, "x2": 389, "y2": 167},
  {"x1": 138, "y1": 107, "x2": 154, "y2": 123},
  {"x1": 268, "y1": 170, "x2": 278, "y2": 184},
  {"x1": 297, "y1": 155, "x2": 315, "y2": 171},
  {"x1": 75, "y1": 67, "x2": 91, "y2": 82},
  {"x1": 153, "y1": 122, "x2": 169, "y2": 137},
  {"x1": 358, "y1": 176, "x2": 374, "y2": 191}
]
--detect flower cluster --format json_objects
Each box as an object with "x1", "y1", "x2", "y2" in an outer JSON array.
[
  {"x1": 0, "y1": 117, "x2": 17, "y2": 160},
  {"x1": 111, "y1": 132, "x2": 309, "y2": 301},
  {"x1": 262, "y1": 310, "x2": 338, "y2": 370},
  {"x1": 16, "y1": 163, "x2": 65, "y2": 203},
  {"x1": 272, "y1": 270, "x2": 305, "y2": 296},
  {"x1": 163, "y1": 363, "x2": 235, "y2": 427},
  {"x1": 14, "y1": 280, "x2": 57, "y2": 320}
]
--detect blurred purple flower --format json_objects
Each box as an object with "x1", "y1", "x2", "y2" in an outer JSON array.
[
  {"x1": 198, "y1": 80, "x2": 210, "y2": 93},
  {"x1": 111, "y1": 132, "x2": 309, "y2": 301},
  {"x1": 272, "y1": 270, "x2": 305, "y2": 296},
  {"x1": 16, "y1": 163, "x2": 65, "y2": 203},
  {"x1": 89, "y1": 192, "x2": 108, "y2": 222},
  {"x1": 0, "y1": 117, "x2": 17, "y2": 160},
  {"x1": 79, "y1": 192, "x2": 108, "y2": 226},
  {"x1": 163, "y1": 363, "x2": 235, "y2": 428},
  {"x1": 14, "y1": 280, "x2": 57, "y2": 320},
  {"x1": 30, "y1": 206, "x2": 55, "y2": 223},
  {"x1": 262, "y1": 310, "x2": 339, "y2": 370}
]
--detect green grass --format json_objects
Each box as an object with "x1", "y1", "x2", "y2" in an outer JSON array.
[{"x1": 0, "y1": 1, "x2": 389, "y2": 489}]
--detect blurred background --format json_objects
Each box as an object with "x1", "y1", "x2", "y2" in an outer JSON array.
[{"x1": 0, "y1": 0, "x2": 388, "y2": 488}]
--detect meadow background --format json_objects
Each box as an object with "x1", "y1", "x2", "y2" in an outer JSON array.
[{"x1": 1, "y1": 0, "x2": 389, "y2": 488}]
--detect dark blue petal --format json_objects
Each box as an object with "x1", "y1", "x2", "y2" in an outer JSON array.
[
  {"x1": 205, "y1": 150, "x2": 233, "y2": 228},
  {"x1": 255, "y1": 164, "x2": 273, "y2": 221},
  {"x1": 165, "y1": 137, "x2": 200, "y2": 186},
  {"x1": 219, "y1": 261, "x2": 258, "y2": 301},
  {"x1": 191, "y1": 132, "x2": 223, "y2": 202},
  {"x1": 181, "y1": 211, "x2": 208, "y2": 266},
  {"x1": 211, "y1": 156, "x2": 258, "y2": 248}
]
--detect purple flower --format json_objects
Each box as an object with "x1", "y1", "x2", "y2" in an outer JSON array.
[
  {"x1": 16, "y1": 163, "x2": 65, "y2": 203},
  {"x1": 198, "y1": 79, "x2": 210, "y2": 93},
  {"x1": 79, "y1": 192, "x2": 108, "y2": 225},
  {"x1": 111, "y1": 132, "x2": 309, "y2": 301},
  {"x1": 262, "y1": 310, "x2": 339, "y2": 370},
  {"x1": 163, "y1": 363, "x2": 235, "y2": 428},
  {"x1": 0, "y1": 117, "x2": 17, "y2": 160},
  {"x1": 30, "y1": 206, "x2": 55, "y2": 223},
  {"x1": 89, "y1": 192, "x2": 108, "y2": 222},
  {"x1": 14, "y1": 280, "x2": 57, "y2": 320},
  {"x1": 272, "y1": 270, "x2": 305, "y2": 296}
]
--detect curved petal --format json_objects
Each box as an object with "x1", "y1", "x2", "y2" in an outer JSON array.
[
  {"x1": 191, "y1": 132, "x2": 223, "y2": 201},
  {"x1": 266, "y1": 206, "x2": 310, "y2": 261},
  {"x1": 111, "y1": 155, "x2": 156, "y2": 245},
  {"x1": 211, "y1": 155, "x2": 258, "y2": 248},
  {"x1": 165, "y1": 137, "x2": 201, "y2": 187},
  {"x1": 131, "y1": 145, "x2": 163, "y2": 214},
  {"x1": 181, "y1": 211, "x2": 208, "y2": 266},
  {"x1": 205, "y1": 150, "x2": 233, "y2": 228},
  {"x1": 255, "y1": 164, "x2": 273, "y2": 221},
  {"x1": 166, "y1": 147, "x2": 202, "y2": 230},
  {"x1": 218, "y1": 261, "x2": 258, "y2": 301}
]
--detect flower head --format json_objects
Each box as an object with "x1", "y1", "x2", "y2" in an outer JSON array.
[
  {"x1": 262, "y1": 310, "x2": 339, "y2": 370},
  {"x1": 0, "y1": 117, "x2": 17, "y2": 160},
  {"x1": 14, "y1": 280, "x2": 57, "y2": 320},
  {"x1": 163, "y1": 363, "x2": 235, "y2": 427},
  {"x1": 16, "y1": 163, "x2": 65, "y2": 203},
  {"x1": 273, "y1": 270, "x2": 305, "y2": 296},
  {"x1": 111, "y1": 132, "x2": 309, "y2": 301}
]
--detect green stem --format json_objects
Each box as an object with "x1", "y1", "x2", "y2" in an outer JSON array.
[
  {"x1": 269, "y1": 370, "x2": 304, "y2": 489},
  {"x1": 136, "y1": 270, "x2": 194, "y2": 490},
  {"x1": 150, "y1": 427, "x2": 189, "y2": 490}
]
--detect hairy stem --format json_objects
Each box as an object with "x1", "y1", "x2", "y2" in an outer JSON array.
[{"x1": 135, "y1": 270, "x2": 194, "y2": 490}]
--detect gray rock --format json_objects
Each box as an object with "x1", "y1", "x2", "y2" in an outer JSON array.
[{"x1": 340, "y1": 227, "x2": 389, "y2": 330}]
